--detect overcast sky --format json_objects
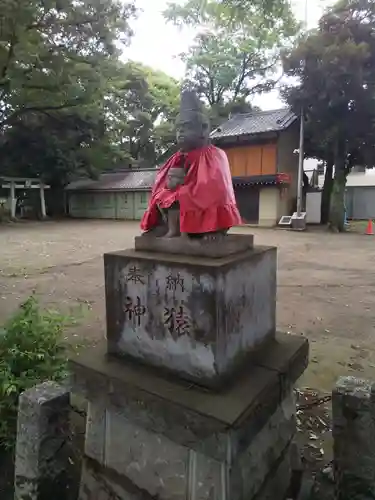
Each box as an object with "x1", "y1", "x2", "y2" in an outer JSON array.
[{"x1": 123, "y1": 0, "x2": 330, "y2": 110}]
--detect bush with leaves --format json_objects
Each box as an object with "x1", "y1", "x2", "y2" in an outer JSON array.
[{"x1": 0, "y1": 296, "x2": 70, "y2": 451}]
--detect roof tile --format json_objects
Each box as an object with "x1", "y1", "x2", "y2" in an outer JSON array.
[
  {"x1": 65, "y1": 169, "x2": 157, "y2": 192},
  {"x1": 210, "y1": 108, "x2": 297, "y2": 140}
]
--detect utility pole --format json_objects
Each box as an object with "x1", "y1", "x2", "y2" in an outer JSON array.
[
  {"x1": 296, "y1": 109, "x2": 304, "y2": 216},
  {"x1": 296, "y1": 0, "x2": 309, "y2": 217}
]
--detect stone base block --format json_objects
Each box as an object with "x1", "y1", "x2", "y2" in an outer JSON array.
[
  {"x1": 79, "y1": 457, "x2": 138, "y2": 500},
  {"x1": 14, "y1": 382, "x2": 71, "y2": 500},
  {"x1": 333, "y1": 376, "x2": 375, "y2": 500},
  {"x1": 83, "y1": 390, "x2": 295, "y2": 500},
  {"x1": 71, "y1": 333, "x2": 309, "y2": 500},
  {"x1": 104, "y1": 245, "x2": 276, "y2": 388},
  {"x1": 79, "y1": 443, "x2": 294, "y2": 500},
  {"x1": 254, "y1": 443, "x2": 293, "y2": 500},
  {"x1": 134, "y1": 233, "x2": 254, "y2": 258}
]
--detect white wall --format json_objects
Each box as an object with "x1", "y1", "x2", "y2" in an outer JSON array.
[{"x1": 259, "y1": 188, "x2": 279, "y2": 226}]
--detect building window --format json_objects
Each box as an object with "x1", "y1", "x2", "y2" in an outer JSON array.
[{"x1": 140, "y1": 192, "x2": 147, "y2": 204}]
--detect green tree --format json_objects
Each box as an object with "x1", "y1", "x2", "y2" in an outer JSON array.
[
  {"x1": 216, "y1": 0, "x2": 303, "y2": 33},
  {"x1": 0, "y1": 0, "x2": 181, "y2": 186},
  {"x1": 164, "y1": 0, "x2": 298, "y2": 124},
  {"x1": 0, "y1": 108, "x2": 122, "y2": 187},
  {"x1": 0, "y1": 60, "x2": 181, "y2": 185},
  {"x1": 0, "y1": 59, "x2": 180, "y2": 185},
  {"x1": 0, "y1": 0, "x2": 137, "y2": 131},
  {"x1": 282, "y1": 0, "x2": 375, "y2": 231},
  {"x1": 105, "y1": 61, "x2": 180, "y2": 165},
  {"x1": 219, "y1": 0, "x2": 295, "y2": 11}
]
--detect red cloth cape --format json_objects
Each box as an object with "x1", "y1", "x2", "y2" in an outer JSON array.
[{"x1": 141, "y1": 145, "x2": 242, "y2": 234}]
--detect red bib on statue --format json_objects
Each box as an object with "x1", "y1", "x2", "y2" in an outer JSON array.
[{"x1": 141, "y1": 145, "x2": 242, "y2": 234}]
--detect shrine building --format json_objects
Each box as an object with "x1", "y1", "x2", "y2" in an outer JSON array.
[{"x1": 210, "y1": 108, "x2": 300, "y2": 226}]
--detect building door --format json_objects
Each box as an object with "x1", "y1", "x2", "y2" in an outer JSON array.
[
  {"x1": 235, "y1": 186, "x2": 260, "y2": 224},
  {"x1": 95, "y1": 193, "x2": 116, "y2": 218},
  {"x1": 116, "y1": 192, "x2": 135, "y2": 219},
  {"x1": 68, "y1": 193, "x2": 83, "y2": 217},
  {"x1": 134, "y1": 191, "x2": 150, "y2": 220}
]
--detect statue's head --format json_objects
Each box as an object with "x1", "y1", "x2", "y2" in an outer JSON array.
[{"x1": 175, "y1": 90, "x2": 210, "y2": 152}]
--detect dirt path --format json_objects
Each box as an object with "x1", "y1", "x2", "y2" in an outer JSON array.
[{"x1": 1, "y1": 220, "x2": 374, "y2": 392}]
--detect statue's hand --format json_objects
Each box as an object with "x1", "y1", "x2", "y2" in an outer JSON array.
[
  {"x1": 167, "y1": 178, "x2": 184, "y2": 190},
  {"x1": 167, "y1": 179, "x2": 178, "y2": 190},
  {"x1": 167, "y1": 168, "x2": 185, "y2": 190}
]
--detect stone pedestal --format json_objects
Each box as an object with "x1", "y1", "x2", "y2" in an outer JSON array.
[
  {"x1": 105, "y1": 246, "x2": 276, "y2": 388},
  {"x1": 72, "y1": 233, "x2": 309, "y2": 499},
  {"x1": 70, "y1": 333, "x2": 308, "y2": 500},
  {"x1": 134, "y1": 233, "x2": 254, "y2": 258}
]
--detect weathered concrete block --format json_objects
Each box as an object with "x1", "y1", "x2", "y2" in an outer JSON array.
[
  {"x1": 79, "y1": 457, "x2": 138, "y2": 500},
  {"x1": 232, "y1": 392, "x2": 296, "y2": 500},
  {"x1": 254, "y1": 442, "x2": 292, "y2": 500},
  {"x1": 85, "y1": 402, "x2": 106, "y2": 464},
  {"x1": 333, "y1": 376, "x2": 375, "y2": 500},
  {"x1": 72, "y1": 336, "x2": 308, "y2": 500},
  {"x1": 105, "y1": 246, "x2": 276, "y2": 387},
  {"x1": 134, "y1": 233, "x2": 254, "y2": 258},
  {"x1": 105, "y1": 409, "x2": 188, "y2": 500},
  {"x1": 192, "y1": 451, "x2": 224, "y2": 500},
  {"x1": 186, "y1": 392, "x2": 296, "y2": 500},
  {"x1": 82, "y1": 394, "x2": 295, "y2": 500},
  {"x1": 81, "y1": 455, "x2": 225, "y2": 500},
  {"x1": 14, "y1": 381, "x2": 70, "y2": 500},
  {"x1": 71, "y1": 333, "x2": 308, "y2": 464}
]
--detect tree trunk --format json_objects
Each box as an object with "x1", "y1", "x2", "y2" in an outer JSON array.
[
  {"x1": 321, "y1": 161, "x2": 334, "y2": 225},
  {"x1": 329, "y1": 139, "x2": 347, "y2": 232}
]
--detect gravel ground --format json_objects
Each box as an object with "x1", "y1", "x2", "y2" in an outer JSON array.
[{"x1": 1, "y1": 219, "x2": 375, "y2": 391}]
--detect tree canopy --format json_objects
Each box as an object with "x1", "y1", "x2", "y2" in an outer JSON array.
[
  {"x1": 0, "y1": 0, "x2": 136, "y2": 129},
  {"x1": 0, "y1": 0, "x2": 312, "y2": 192},
  {"x1": 0, "y1": 0, "x2": 137, "y2": 185},
  {"x1": 164, "y1": 0, "x2": 298, "y2": 125},
  {"x1": 0, "y1": 0, "x2": 181, "y2": 187},
  {"x1": 0, "y1": 59, "x2": 180, "y2": 186},
  {"x1": 282, "y1": 0, "x2": 375, "y2": 231},
  {"x1": 105, "y1": 61, "x2": 180, "y2": 166},
  {"x1": 0, "y1": 108, "x2": 119, "y2": 185}
]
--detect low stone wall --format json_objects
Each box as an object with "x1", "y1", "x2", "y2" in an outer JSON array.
[
  {"x1": 333, "y1": 376, "x2": 375, "y2": 500},
  {"x1": 14, "y1": 381, "x2": 71, "y2": 500}
]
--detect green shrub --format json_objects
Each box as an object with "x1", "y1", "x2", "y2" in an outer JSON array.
[{"x1": 0, "y1": 295, "x2": 70, "y2": 451}]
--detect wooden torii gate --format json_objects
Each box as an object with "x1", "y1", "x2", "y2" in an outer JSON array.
[{"x1": 0, "y1": 177, "x2": 50, "y2": 219}]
